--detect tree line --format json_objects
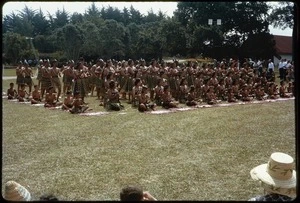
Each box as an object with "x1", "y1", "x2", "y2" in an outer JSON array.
[{"x1": 2, "y1": 2, "x2": 294, "y2": 64}]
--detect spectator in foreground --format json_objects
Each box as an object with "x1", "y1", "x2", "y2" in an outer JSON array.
[
  {"x1": 248, "y1": 152, "x2": 296, "y2": 201},
  {"x1": 4, "y1": 180, "x2": 31, "y2": 201},
  {"x1": 120, "y1": 185, "x2": 157, "y2": 201},
  {"x1": 40, "y1": 194, "x2": 59, "y2": 201}
]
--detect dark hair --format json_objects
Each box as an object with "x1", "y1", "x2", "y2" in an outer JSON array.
[
  {"x1": 10, "y1": 82, "x2": 14, "y2": 86},
  {"x1": 120, "y1": 185, "x2": 143, "y2": 201},
  {"x1": 134, "y1": 78, "x2": 141, "y2": 86},
  {"x1": 39, "y1": 194, "x2": 59, "y2": 201},
  {"x1": 109, "y1": 80, "x2": 115, "y2": 88}
]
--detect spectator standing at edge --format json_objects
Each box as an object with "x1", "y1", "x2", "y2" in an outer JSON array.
[
  {"x1": 278, "y1": 59, "x2": 284, "y2": 80},
  {"x1": 281, "y1": 59, "x2": 288, "y2": 81},
  {"x1": 120, "y1": 185, "x2": 157, "y2": 201}
]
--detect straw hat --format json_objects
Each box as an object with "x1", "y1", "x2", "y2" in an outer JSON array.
[
  {"x1": 4, "y1": 181, "x2": 31, "y2": 201},
  {"x1": 250, "y1": 152, "x2": 296, "y2": 197}
]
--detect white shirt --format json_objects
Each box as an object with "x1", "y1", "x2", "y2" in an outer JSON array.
[
  {"x1": 282, "y1": 61, "x2": 288, "y2": 69},
  {"x1": 278, "y1": 61, "x2": 284, "y2": 69},
  {"x1": 257, "y1": 60, "x2": 262, "y2": 67},
  {"x1": 268, "y1": 62, "x2": 274, "y2": 71}
]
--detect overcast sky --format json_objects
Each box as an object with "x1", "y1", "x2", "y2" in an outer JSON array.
[{"x1": 2, "y1": 1, "x2": 293, "y2": 36}]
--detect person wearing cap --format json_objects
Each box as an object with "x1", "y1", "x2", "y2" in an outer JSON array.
[
  {"x1": 248, "y1": 152, "x2": 296, "y2": 201},
  {"x1": 4, "y1": 180, "x2": 31, "y2": 201},
  {"x1": 120, "y1": 185, "x2": 157, "y2": 201}
]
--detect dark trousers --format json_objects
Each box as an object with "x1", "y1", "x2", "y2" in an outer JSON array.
[
  {"x1": 282, "y1": 69, "x2": 287, "y2": 81},
  {"x1": 279, "y1": 68, "x2": 284, "y2": 80}
]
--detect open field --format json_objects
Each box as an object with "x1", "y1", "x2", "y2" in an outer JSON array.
[{"x1": 2, "y1": 75, "x2": 296, "y2": 201}]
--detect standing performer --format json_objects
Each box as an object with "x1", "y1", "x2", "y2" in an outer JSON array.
[
  {"x1": 22, "y1": 61, "x2": 34, "y2": 93},
  {"x1": 36, "y1": 59, "x2": 44, "y2": 89},
  {"x1": 62, "y1": 60, "x2": 75, "y2": 96},
  {"x1": 50, "y1": 59, "x2": 62, "y2": 102},
  {"x1": 16, "y1": 61, "x2": 24, "y2": 91},
  {"x1": 73, "y1": 62, "x2": 88, "y2": 104},
  {"x1": 40, "y1": 60, "x2": 52, "y2": 100}
]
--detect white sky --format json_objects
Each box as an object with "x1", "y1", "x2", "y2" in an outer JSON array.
[{"x1": 2, "y1": 1, "x2": 293, "y2": 36}]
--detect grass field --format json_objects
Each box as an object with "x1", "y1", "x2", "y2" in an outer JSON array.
[{"x1": 2, "y1": 70, "x2": 296, "y2": 201}]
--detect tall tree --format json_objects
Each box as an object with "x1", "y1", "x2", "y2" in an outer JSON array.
[
  {"x1": 268, "y1": 2, "x2": 294, "y2": 29},
  {"x1": 268, "y1": 2, "x2": 295, "y2": 61},
  {"x1": 70, "y1": 12, "x2": 84, "y2": 24},
  {"x1": 174, "y1": 2, "x2": 271, "y2": 59},
  {"x1": 56, "y1": 24, "x2": 83, "y2": 60},
  {"x1": 101, "y1": 19, "x2": 126, "y2": 60},
  {"x1": 80, "y1": 21, "x2": 104, "y2": 59},
  {"x1": 32, "y1": 8, "x2": 50, "y2": 36},
  {"x1": 158, "y1": 19, "x2": 187, "y2": 57},
  {"x1": 3, "y1": 32, "x2": 30, "y2": 64},
  {"x1": 49, "y1": 8, "x2": 69, "y2": 30},
  {"x1": 129, "y1": 5, "x2": 143, "y2": 24},
  {"x1": 122, "y1": 7, "x2": 131, "y2": 26}
]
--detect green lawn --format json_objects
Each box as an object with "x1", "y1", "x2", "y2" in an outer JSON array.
[{"x1": 2, "y1": 76, "x2": 295, "y2": 200}]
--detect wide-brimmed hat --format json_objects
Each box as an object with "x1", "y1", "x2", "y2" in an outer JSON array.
[
  {"x1": 250, "y1": 152, "x2": 296, "y2": 197},
  {"x1": 4, "y1": 180, "x2": 31, "y2": 201}
]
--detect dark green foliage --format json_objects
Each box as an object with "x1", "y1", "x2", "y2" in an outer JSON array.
[{"x1": 2, "y1": 2, "x2": 293, "y2": 63}]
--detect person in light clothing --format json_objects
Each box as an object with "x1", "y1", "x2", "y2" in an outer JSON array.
[{"x1": 248, "y1": 152, "x2": 296, "y2": 201}]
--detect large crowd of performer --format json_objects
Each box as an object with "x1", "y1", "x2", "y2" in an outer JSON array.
[{"x1": 8, "y1": 57, "x2": 295, "y2": 113}]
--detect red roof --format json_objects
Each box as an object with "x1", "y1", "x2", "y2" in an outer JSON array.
[{"x1": 273, "y1": 35, "x2": 293, "y2": 54}]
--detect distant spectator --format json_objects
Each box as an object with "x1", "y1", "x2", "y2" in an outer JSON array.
[
  {"x1": 4, "y1": 180, "x2": 31, "y2": 201},
  {"x1": 248, "y1": 152, "x2": 296, "y2": 201},
  {"x1": 281, "y1": 59, "x2": 288, "y2": 81},
  {"x1": 120, "y1": 185, "x2": 157, "y2": 201},
  {"x1": 278, "y1": 59, "x2": 284, "y2": 80},
  {"x1": 286, "y1": 64, "x2": 294, "y2": 82}
]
